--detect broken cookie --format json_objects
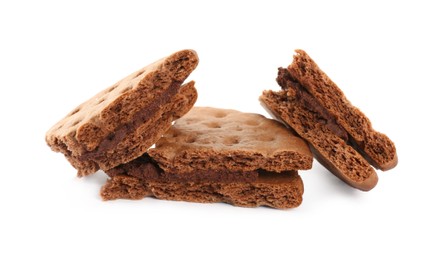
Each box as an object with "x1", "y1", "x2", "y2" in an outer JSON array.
[
  {"x1": 101, "y1": 107, "x2": 313, "y2": 209},
  {"x1": 260, "y1": 49, "x2": 397, "y2": 191},
  {"x1": 46, "y1": 50, "x2": 198, "y2": 176}
]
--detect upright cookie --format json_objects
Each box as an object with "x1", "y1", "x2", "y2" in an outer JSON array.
[
  {"x1": 46, "y1": 50, "x2": 199, "y2": 176},
  {"x1": 101, "y1": 107, "x2": 313, "y2": 209},
  {"x1": 260, "y1": 49, "x2": 397, "y2": 191}
]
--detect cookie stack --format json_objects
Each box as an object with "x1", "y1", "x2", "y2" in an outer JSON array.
[
  {"x1": 46, "y1": 49, "x2": 397, "y2": 209},
  {"x1": 102, "y1": 107, "x2": 312, "y2": 208}
]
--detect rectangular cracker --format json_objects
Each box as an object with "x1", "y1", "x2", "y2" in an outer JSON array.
[{"x1": 148, "y1": 107, "x2": 313, "y2": 173}]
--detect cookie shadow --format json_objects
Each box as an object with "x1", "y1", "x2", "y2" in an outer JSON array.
[
  {"x1": 320, "y1": 169, "x2": 360, "y2": 196},
  {"x1": 302, "y1": 162, "x2": 366, "y2": 208},
  {"x1": 85, "y1": 170, "x2": 109, "y2": 185}
]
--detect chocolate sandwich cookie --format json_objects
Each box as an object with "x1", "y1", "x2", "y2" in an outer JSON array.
[
  {"x1": 260, "y1": 49, "x2": 397, "y2": 191},
  {"x1": 101, "y1": 155, "x2": 304, "y2": 209},
  {"x1": 46, "y1": 50, "x2": 199, "y2": 176},
  {"x1": 101, "y1": 107, "x2": 313, "y2": 209}
]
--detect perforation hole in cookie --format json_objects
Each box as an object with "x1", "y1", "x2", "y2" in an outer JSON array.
[
  {"x1": 223, "y1": 136, "x2": 240, "y2": 146},
  {"x1": 96, "y1": 97, "x2": 106, "y2": 105},
  {"x1": 185, "y1": 118, "x2": 201, "y2": 125},
  {"x1": 68, "y1": 107, "x2": 81, "y2": 116},
  {"x1": 55, "y1": 124, "x2": 64, "y2": 131},
  {"x1": 106, "y1": 84, "x2": 119, "y2": 93},
  {"x1": 213, "y1": 111, "x2": 228, "y2": 118},
  {"x1": 133, "y1": 70, "x2": 145, "y2": 79},
  {"x1": 120, "y1": 84, "x2": 134, "y2": 94},
  {"x1": 71, "y1": 119, "x2": 81, "y2": 127}
]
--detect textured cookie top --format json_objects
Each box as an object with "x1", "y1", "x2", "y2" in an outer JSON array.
[
  {"x1": 148, "y1": 107, "x2": 313, "y2": 173},
  {"x1": 47, "y1": 59, "x2": 162, "y2": 139}
]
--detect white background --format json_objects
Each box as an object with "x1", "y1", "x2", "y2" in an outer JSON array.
[{"x1": 1, "y1": 0, "x2": 439, "y2": 259}]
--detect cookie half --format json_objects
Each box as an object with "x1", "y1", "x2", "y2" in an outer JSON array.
[
  {"x1": 101, "y1": 155, "x2": 304, "y2": 209},
  {"x1": 260, "y1": 50, "x2": 397, "y2": 191},
  {"x1": 148, "y1": 107, "x2": 313, "y2": 173},
  {"x1": 46, "y1": 50, "x2": 199, "y2": 176},
  {"x1": 287, "y1": 50, "x2": 397, "y2": 170}
]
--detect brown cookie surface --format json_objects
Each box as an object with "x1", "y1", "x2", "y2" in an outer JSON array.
[
  {"x1": 287, "y1": 50, "x2": 397, "y2": 170},
  {"x1": 148, "y1": 107, "x2": 313, "y2": 173},
  {"x1": 261, "y1": 89, "x2": 378, "y2": 191},
  {"x1": 101, "y1": 170, "x2": 304, "y2": 209},
  {"x1": 46, "y1": 50, "x2": 199, "y2": 176}
]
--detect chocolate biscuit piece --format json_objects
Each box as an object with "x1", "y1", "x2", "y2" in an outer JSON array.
[
  {"x1": 261, "y1": 88, "x2": 378, "y2": 191},
  {"x1": 101, "y1": 108, "x2": 312, "y2": 208},
  {"x1": 148, "y1": 107, "x2": 313, "y2": 173},
  {"x1": 101, "y1": 155, "x2": 304, "y2": 209},
  {"x1": 260, "y1": 50, "x2": 397, "y2": 191},
  {"x1": 287, "y1": 50, "x2": 397, "y2": 170},
  {"x1": 46, "y1": 50, "x2": 199, "y2": 176}
]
